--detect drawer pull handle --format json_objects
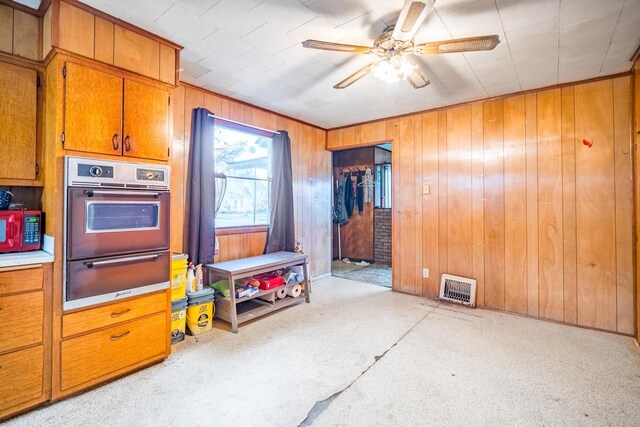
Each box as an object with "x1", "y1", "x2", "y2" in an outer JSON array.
[
  {"x1": 112, "y1": 133, "x2": 120, "y2": 150},
  {"x1": 110, "y1": 308, "x2": 131, "y2": 318},
  {"x1": 124, "y1": 135, "x2": 131, "y2": 152},
  {"x1": 110, "y1": 331, "x2": 130, "y2": 341}
]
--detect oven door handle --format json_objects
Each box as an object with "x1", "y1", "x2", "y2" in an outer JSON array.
[
  {"x1": 85, "y1": 190, "x2": 162, "y2": 198},
  {"x1": 84, "y1": 254, "x2": 161, "y2": 269}
]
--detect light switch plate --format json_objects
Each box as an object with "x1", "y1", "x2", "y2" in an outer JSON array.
[
  {"x1": 422, "y1": 268, "x2": 429, "y2": 278},
  {"x1": 423, "y1": 184, "x2": 430, "y2": 195}
]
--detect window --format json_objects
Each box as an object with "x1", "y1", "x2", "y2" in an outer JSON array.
[
  {"x1": 214, "y1": 122, "x2": 271, "y2": 228},
  {"x1": 374, "y1": 163, "x2": 392, "y2": 208}
]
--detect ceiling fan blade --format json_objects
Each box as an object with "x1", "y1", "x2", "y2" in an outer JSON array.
[
  {"x1": 302, "y1": 39, "x2": 372, "y2": 54},
  {"x1": 334, "y1": 63, "x2": 375, "y2": 89},
  {"x1": 414, "y1": 35, "x2": 501, "y2": 55},
  {"x1": 392, "y1": 0, "x2": 435, "y2": 42},
  {"x1": 405, "y1": 59, "x2": 430, "y2": 89}
]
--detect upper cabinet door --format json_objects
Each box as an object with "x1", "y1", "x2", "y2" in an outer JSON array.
[
  {"x1": 0, "y1": 62, "x2": 37, "y2": 180},
  {"x1": 123, "y1": 79, "x2": 169, "y2": 161},
  {"x1": 64, "y1": 62, "x2": 123, "y2": 156}
]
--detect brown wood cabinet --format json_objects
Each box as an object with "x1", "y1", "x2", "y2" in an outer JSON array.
[
  {"x1": 63, "y1": 62, "x2": 123, "y2": 156},
  {"x1": 0, "y1": 61, "x2": 38, "y2": 180},
  {"x1": 58, "y1": 291, "x2": 169, "y2": 397},
  {"x1": 0, "y1": 264, "x2": 50, "y2": 421},
  {"x1": 63, "y1": 61, "x2": 169, "y2": 161},
  {"x1": 123, "y1": 79, "x2": 169, "y2": 160}
]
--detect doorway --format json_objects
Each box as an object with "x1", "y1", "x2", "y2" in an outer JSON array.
[{"x1": 331, "y1": 143, "x2": 392, "y2": 288}]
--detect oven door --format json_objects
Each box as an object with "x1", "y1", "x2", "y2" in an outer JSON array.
[
  {"x1": 67, "y1": 188, "x2": 170, "y2": 260},
  {"x1": 65, "y1": 250, "x2": 170, "y2": 308},
  {"x1": 0, "y1": 212, "x2": 22, "y2": 253}
]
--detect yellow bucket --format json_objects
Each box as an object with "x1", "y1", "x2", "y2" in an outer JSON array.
[
  {"x1": 170, "y1": 297, "x2": 187, "y2": 344},
  {"x1": 171, "y1": 253, "x2": 188, "y2": 301},
  {"x1": 186, "y1": 288, "x2": 215, "y2": 335}
]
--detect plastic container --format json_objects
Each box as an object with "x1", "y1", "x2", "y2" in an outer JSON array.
[
  {"x1": 170, "y1": 297, "x2": 188, "y2": 344},
  {"x1": 186, "y1": 287, "x2": 215, "y2": 335},
  {"x1": 171, "y1": 253, "x2": 188, "y2": 301}
]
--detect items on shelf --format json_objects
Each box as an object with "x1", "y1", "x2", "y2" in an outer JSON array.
[
  {"x1": 254, "y1": 273, "x2": 285, "y2": 290},
  {"x1": 170, "y1": 297, "x2": 188, "y2": 344},
  {"x1": 212, "y1": 279, "x2": 230, "y2": 297},
  {"x1": 186, "y1": 287, "x2": 215, "y2": 335},
  {"x1": 286, "y1": 284, "x2": 303, "y2": 298}
]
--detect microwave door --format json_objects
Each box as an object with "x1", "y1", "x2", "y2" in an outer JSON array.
[{"x1": 0, "y1": 213, "x2": 21, "y2": 251}]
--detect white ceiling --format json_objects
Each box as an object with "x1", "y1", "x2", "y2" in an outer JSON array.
[
  {"x1": 82, "y1": 0, "x2": 640, "y2": 128},
  {"x1": 11, "y1": 0, "x2": 41, "y2": 9}
]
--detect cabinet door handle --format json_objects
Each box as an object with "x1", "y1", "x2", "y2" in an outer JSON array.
[
  {"x1": 110, "y1": 331, "x2": 130, "y2": 341},
  {"x1": 124, "y1": 135, "x2": 131, "y2": 152},
  {"x1": 110, "y1": 308, "x2": 131, "y2": 318},
  {"x1": 112, "y1": 133, "x2": 120, "y2": 150}
]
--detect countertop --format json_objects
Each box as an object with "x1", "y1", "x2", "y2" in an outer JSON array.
[{"x1": 0, "y1": 235, "x2": 55, "y2": 268}]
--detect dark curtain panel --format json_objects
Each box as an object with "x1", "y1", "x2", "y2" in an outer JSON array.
[
  {"x1": 265, "y1": 130, "x2": 295, "y2": 253},
  {"x1": 186, "y1": 108, "x2": 216, "y2": 265}
]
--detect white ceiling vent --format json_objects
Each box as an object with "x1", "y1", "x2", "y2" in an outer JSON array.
[{"x1": 439, "y1": 274, "x2": 476, "y2": 307}]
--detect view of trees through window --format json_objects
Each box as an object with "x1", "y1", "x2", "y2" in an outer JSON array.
[{"x1": 214, "y1": 123, "x2": 271, "y2": 228}]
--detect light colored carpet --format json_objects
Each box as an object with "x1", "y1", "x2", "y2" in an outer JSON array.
[
  {"x1": 6, "y1": 277, "x2": 640, "y2": 427},
  {"x1": 331, "y1": 260, "x2": 392, "y2": 288}
]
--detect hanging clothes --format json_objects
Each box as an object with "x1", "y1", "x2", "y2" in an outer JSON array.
[
  {"x1": 333, "y1": 174, "x2": 348, "y2": 225},
  {"x1": 356, "y1": 171, "x2": 364, "y2": 214},
  {"x1": 344, "y1": 172, "x2": 354, "y2": 217},
  {"x1": 364, "y1": 167, "x2": 373, "y2": 204}
]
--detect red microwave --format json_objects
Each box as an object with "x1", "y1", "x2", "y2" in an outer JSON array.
[{"x1": 0, "y1": 210, "x2": 42, "y2": 253}]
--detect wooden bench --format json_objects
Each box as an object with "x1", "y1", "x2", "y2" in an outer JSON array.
[{"x1": 205, "y1": 251, "x2": 310, "y2": 333}]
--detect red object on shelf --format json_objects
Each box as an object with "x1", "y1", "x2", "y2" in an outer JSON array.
[{"x1": 254, "y1": 274, "x2": 285, "y2": 290}]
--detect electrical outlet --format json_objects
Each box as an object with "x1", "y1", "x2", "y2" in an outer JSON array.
[{"x1": 422, "y1": 268, "x2": 429, "y2": 278}]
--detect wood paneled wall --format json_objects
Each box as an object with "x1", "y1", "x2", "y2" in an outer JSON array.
[
  {"x1": 328, "y1": 76, "x2": 635, "y2": 335},
  {"x1": 170, "y1": 84, "x2": 332, "y2": 278},
  {"x1": 634, "y1": 61, "x2": 640, "y2": 343},
  {"x1": 214, "y1": 231, "x2": 268, "y2": 263},
  {"x1": 0, "y1": 3, "x2": 39, "y2": 61}
]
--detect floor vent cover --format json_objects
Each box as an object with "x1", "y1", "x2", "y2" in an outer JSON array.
[{"x1": 439, "y1": 274, "x2": 477, "y2": 307}]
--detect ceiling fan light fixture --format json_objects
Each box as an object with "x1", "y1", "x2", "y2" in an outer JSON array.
[{"x1": 372, "y1": 55, "x2": 416, "y2": 84}]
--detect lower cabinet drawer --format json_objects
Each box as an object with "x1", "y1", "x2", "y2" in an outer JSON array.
[
  {"x1": 61, "y1": 312, "x2": 166, "y2": 391},
  {"x1": 0, "y1": 291, "x2": 43, "y2": 353},
  {"x1": 63, "y1": 291, "x2": 167, "y2": 337},
  {"x1": 0, "y1": 345, "x2": 44, "y2": 413}
]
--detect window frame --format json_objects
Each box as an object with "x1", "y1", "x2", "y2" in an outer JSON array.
[{"x1": 213, "y1": 118, "x2": 275, "y2": 231}]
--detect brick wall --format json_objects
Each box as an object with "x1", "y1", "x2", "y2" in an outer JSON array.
[{"x1": 374, "y1": 208, "x2": 391, "y2": 265}]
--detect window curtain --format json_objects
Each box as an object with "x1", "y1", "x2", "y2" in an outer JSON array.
[
  {"x1": 265, "y1": 130, "x2": 295, "y2": 253},
  {"x1": 186, "y1": 108, "x2": 216, "y2": 265}
]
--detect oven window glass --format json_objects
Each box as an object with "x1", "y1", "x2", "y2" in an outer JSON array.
[
  {"x1": 0, "y1": 220, "x2": 5, "y2": 242},
  {"x1": 86, "y1": 202, "x2": 160, "y2": 232}
]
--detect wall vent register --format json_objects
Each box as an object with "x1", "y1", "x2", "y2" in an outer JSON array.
[{"x1": 439, "y1": 274, "x2": 477, "y2": 307}]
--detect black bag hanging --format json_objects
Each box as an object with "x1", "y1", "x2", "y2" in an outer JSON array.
[{"x1": 345, "y1": 173, "x2": 354, "y2": 218}]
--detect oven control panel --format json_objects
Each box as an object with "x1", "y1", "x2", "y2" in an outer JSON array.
[
  {"x1": 78, "y1": 163, "x2": 114, "y2": 178},
  {"x1": 136, "y1": 168, "x2": 165, "y2": 182},
  {"x1": 66, "y1": 156, "x2": 170, "y2": 190}
]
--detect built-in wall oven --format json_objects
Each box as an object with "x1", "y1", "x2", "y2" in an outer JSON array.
[{"x1": 64, "y1": 156, "x2": 171, "y2": 310}]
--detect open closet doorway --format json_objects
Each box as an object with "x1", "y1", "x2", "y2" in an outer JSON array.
[{"x1": 331, "y1": 143, "x2": 392, "y2": 288}]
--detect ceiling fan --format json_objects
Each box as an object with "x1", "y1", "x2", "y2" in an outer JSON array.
[{"x1": 302, "y1": 0, "x2": 500, "y2": 89}]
